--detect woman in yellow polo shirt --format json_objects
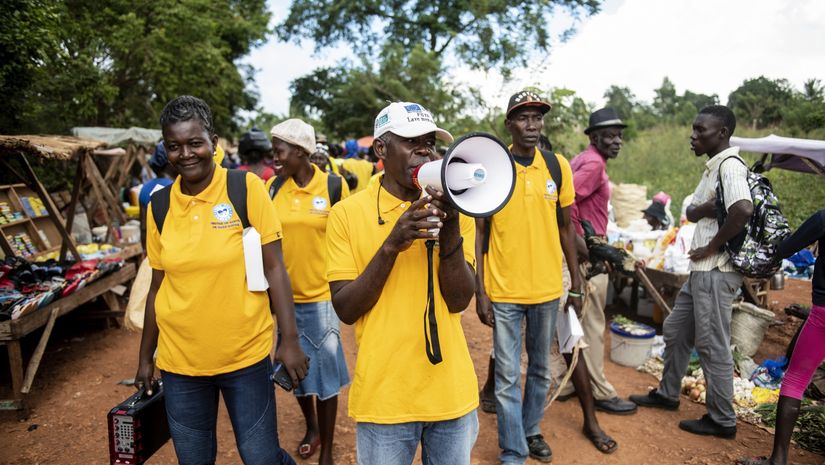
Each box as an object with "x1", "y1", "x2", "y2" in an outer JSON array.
[
  {"x1": 268, "y1": 119, "x2": 350, "y2": 465},
  {"x1": 135, "y1": 96, "x2": 308, "y2": 465}
]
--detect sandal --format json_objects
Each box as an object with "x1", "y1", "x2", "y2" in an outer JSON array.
[
  {"x1": 582, "y1": 428, "x2": 618, "y2": 454},
  {"x1": 735, "y1": 457, "x2": 769, "y2": 465},
  {"x1": 297, "y1": 435, "x2": 320, "y2": 459},
  {"x1": 479, "y1": 391, "x2": 496, "y2": 414}
]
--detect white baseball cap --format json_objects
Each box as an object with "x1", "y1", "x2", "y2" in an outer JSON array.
[
  {"x1": 373, "y1": 102, "x2": 453, "y2": 143},
  {"x1": 270, "y1": 118, "x2": 316, "y2": 154}
]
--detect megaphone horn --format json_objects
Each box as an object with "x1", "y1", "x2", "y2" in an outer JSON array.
[{"x1": 411, "y1": 132, "x2": 515, "y2": 218}]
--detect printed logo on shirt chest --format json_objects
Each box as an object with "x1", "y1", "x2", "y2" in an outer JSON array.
[
  {"x1": 309, "y1": 196, "x2": 330, "y2": 216},
  {"x1": 544, "y1": 179, "x2": 558, "y2": 202},
  {"x1": 211, "y1": 202, "x2": 241, "y2": 229}
]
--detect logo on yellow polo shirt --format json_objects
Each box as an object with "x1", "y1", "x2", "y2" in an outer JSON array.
[
  {"x1": 312, "y1": 196, "x2": 328, "y2": 210},
  {"x1": 545, "y1": 179, "x2": 558, "y2": 202},
  {"x1": 213, "y1": 203, "x2": 234, "y2": 222}
]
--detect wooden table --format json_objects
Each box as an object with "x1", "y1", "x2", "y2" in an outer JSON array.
[
  {"x1": 612, "y1": 268, "x2": 689, "y2": 319},
  {"x1": 0, "y1": 263, "x2": 136, "y2": 414}
]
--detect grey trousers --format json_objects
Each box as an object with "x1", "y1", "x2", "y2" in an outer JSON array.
[{"x1": 658, "y1": 269, "x2": 743, "y2": 427}]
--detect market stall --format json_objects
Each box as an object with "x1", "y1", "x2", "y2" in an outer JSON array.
[
  {"x1": 732, "y1": 133, "x2": 825, "y2": 179},
  {"x1": 0, "y1": 135, "x2": 137, "y2": 414},
  {"x1": 70, "y1": 127, "x2": 162, "y2": 245}
]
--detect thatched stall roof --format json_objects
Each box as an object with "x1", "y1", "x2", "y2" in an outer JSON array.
[
  {"x1": 71, "y1": 127, "x2": 161, "y2": 148},
  {"x1": 0, "y1": 135, "x2": 106, "y2": 161}
]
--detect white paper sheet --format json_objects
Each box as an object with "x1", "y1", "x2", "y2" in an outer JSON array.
[
  {"x1": 242, "y1": 227, "x2": 269, "y2": 292},
  {"x1": 556, "y1": 307, "x2": 584, "y2": 353}
]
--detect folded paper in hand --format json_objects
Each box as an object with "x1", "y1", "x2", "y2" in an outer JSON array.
[
  {"x1": 556, "y1": 308, "x2": 584, "y2": 353},
  {"x1": 242, "y1": 227, "x2": 269, "y2": 292}
]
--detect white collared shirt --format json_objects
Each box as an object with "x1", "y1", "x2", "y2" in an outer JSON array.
[{"x1": 689, "y1": 146, "x2": 751, "y2": 272}]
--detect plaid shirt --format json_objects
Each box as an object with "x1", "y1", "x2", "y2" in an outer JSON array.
[{"x1": 689, "y1": 146, "x2": 751, "y2": 272}]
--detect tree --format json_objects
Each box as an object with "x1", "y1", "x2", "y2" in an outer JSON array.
[
  {"x1": 278, "y1": 0, "x2": 601, "y2": 76},
  {"x1": 3, "y1": 0, "x2": 271, "y2": 135},
  {"x1": 543, "y1": 87, "x2": 592, "y2": 142},
  {"x1": 682, "y1": 90, "x2": 718, "y2": 112},
  {"x1": 727, "y1": 76, "x2": 794, "y2": 129},
  {"x1": 801, "y1": 78, "x2": 824, "y2": 102},
  {"x1": 653, "y1": 77, "x2": 678, "y2": 117},
  {"x1": 0, "y1": 0, "x2": 60, "y2": 132},
  {"x1": 782, "y1": 78, "x2": 825, "y2": 137},
  {"x1": 290, "y1": 44, "x2": 466, "y2": 139},
  {"x1": 603, "y1": 86, "x2": 636, "y2": 120}
]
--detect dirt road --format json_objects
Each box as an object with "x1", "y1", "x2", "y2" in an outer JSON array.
[{"x1": 0, "y1": 280, "x2": 822, "y2": 465}]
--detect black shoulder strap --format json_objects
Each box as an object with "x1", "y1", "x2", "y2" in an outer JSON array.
[
  {"x1": 149, "y1": 185, "x2": 173, "y2": 235},
  {"x1": 268, "y1": 175, "x2": 287, "y2": 200},
  {"x1": 483, "y1": 149, "x2": 564, "y2": 254},
  {"x1": 226, "y1": 169, "x2": 250, "y2": 229},
  {"x1": 540, "y1": 149, "x2": 565, "y2": 227},
  {"x1": 327, "y1": 174, "x2": 342, "y2": 206}
]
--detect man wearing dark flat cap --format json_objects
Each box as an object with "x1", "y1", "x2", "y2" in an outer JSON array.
[{"x1": 555, "y1": 108, "x2": 639, "y2": 415}]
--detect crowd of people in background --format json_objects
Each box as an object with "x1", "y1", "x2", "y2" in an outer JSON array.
[{"x1": 135, "y1": 93, "x2": 823, "y2": 465}]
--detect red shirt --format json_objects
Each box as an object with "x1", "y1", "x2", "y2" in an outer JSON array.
[
  {"x1": 570, "y1": 144, "x2": 610, "y2": 236},
  {"x1": 239, "y1": 165, "x2": 275, "y2": 181}
]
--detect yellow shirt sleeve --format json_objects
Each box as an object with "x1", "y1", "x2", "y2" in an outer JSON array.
[
  {"x1": 146, "y1": 202, "x2": 163, "y2": 270},
  {"x1": 326, "y1": 205, "x2": 359, "y2": 282},
  {"x1": 340, "y1": 177, "x2": 351, "y2": 199},
  {"x1": 246, "y1": 172, "x2": 283, "y2": 244},
  {"x1": 557, "y1": 154, "x2": 575, "y2": 208},
  {"x1": 459, "y1": 214, "x2": 476, "y2": 272}
]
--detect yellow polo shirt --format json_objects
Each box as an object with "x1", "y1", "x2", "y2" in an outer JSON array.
[
  {"x1": 147, "y1": 167, "x2": 283, "y2": 376},
  {"x1": 326, "y1": 177, "x2": 478, "y2": 423},
  {"x1": 271, "y1": 165, "x2": 350, "y2": 303},
  {"x1": 341, "y1": 158, "x2": 375, "y2": 193},
  {"x1": 484, "y1": 148, "x2": 575, "y2": 304}
]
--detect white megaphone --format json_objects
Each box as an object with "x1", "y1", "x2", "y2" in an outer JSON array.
[{"x1": 411, "y1": 132, "x2": 515, "y2": 218}]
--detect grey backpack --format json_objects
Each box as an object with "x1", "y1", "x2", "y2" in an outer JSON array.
[{"x1": 716, "y1": 157, "x2": 790, "y2": 278}]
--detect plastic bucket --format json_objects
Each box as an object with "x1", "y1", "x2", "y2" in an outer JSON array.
[{"x1": 609, "y1": 322, "x2": 656, "y2": 368}]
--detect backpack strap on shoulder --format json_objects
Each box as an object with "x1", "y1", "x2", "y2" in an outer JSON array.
[
  {"x1": 540, "y1": 149, "x2": 565, "y2": 227},
  {"x1": 327, "y1": 174, "x2": 342, "y2": 206},
  {"x1": 226, "y1": 169, "x2": 250, "y2": 229},
  {"x1": 149, "y1": 185, "x2": 173, "y2": 235},
  {"x1": 268, "y1": 175, "x2": 286, "y2": 201}
]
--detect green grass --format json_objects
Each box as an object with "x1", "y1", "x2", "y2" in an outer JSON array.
[{"x1": 555, "y1": 125, "x2": 825, "y2": 229}]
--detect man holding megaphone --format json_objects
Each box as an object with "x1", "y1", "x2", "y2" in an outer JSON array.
[{"x1": 325, "y1": 102, "x2": 480, "y2": 465}]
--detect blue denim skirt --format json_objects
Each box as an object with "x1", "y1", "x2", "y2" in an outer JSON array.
[{"x1": 294, "y1": 300, "x2": 350, "y2": 399}]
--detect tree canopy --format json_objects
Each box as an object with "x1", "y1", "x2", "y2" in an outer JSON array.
[
  {"x1": 290, "y1": 44, "x2": 467, "y2": 138},
  {"x1": 1, "y1": 0, "x2": 270, "y2": 135},
  {"x1": 278, "y1": 0, "x2": 601, "y2": 75}
]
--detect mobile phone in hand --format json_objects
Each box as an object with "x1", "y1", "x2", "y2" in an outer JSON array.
[{"x1": 271, "y1": 362, "x2": 293, "y2": 391}]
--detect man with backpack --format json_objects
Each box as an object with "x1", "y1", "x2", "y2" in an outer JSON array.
[
  {"x1": 476, "y1": 91, "x2": 617, "y2": 464},
  {"x1": 631, "y1": 105, "x2": 753, "y2": 439},
  {"x1": 555, "y1": 108, "x2": 639, "y2": 416}
]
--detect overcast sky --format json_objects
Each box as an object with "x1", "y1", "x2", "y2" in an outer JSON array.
[{"x1": 247, "y1": 0, "x2": 825, "y2": 116}]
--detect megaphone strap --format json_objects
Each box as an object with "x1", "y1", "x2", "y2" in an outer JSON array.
[{"x1": 424, "y1": 240, "x2": 443, "y2": 365}]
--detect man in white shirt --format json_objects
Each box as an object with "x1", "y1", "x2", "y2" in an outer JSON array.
[{"x1": 630, "y1": 105, "x2": 752, "y2": 439}]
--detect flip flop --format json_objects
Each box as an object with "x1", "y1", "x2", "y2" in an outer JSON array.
[
  {"x1": 582, "y1": 428, "x2": 618, "y2": 454},
  {"x1": 297, "y1": 435, "x2": 320, "y2": 459},
  {"x1": 735, "y1": 457, "x2": 769, "y2": 465}
]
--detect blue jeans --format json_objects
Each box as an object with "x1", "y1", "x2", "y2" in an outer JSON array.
[
  {"x1": 493, "y1": 300, "x2": 559, "y2": 465},
  {"x1": 161, "y1": 357, "x2": 296, "y2": 465},
  {"x1": 356, "y1": 411, "x2": 478, "y2": 465}
]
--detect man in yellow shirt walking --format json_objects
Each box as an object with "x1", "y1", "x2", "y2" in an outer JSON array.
[{"x1": 326, "y1": 101, "x2": 479, "y2": 465}]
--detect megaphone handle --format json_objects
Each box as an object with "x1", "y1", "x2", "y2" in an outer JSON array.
[{"x1": 427, "y1": 215, "x2": 440, "y2": 236}]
